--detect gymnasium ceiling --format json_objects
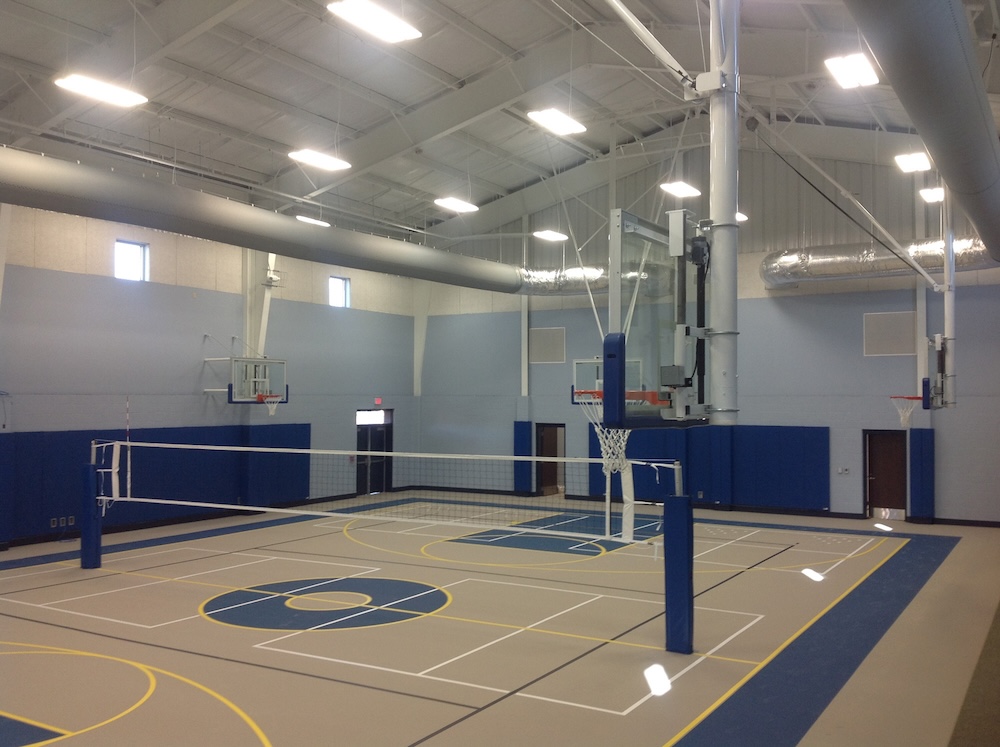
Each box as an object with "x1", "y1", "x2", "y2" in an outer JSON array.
[{"x1": 0, "y1": 0, "x2": 997, "y2": 260}]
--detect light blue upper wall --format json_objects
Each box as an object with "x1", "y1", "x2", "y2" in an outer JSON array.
[
  {"x1": 0, "y1": 266, "x2": 417, "y2": 448},
  {"x1": 0, "y1": 265, "x2": 244, "y2": 431},
  {"x1": 263, "y1": 298, "x2": 416, "y2": 451}
]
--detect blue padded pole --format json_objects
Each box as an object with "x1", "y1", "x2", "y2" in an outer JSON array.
[
  {"x1": 663, "y1": 490, "x2": 694, "y2": 654},
  {"x1": 80, "y1": 463, "x2": 101, "y2": 569}
]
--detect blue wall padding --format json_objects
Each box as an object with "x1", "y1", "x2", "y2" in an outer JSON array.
[
  {"x1": 590, "y1": 424, "x2": 830, "y2": 512},
  {"x1": 687, "y1": 425, "x2": 734, "y2": 508},
  {"x1": 1, "y1": 424, "x2": 310, "y2": 544},
  {"x1": 0, "y1": 434, "x2": 12, "y2": 547},
  {"x1": 731, "y1": 426, "x2": 830, "y2": 511},
  {"x1": 589, "y1": 426, "x2": 688, "y2": 501},
  {"x1": 513, "y1": 421, "x2": 532, "y2": 493},
  {"x1": 909, "y1": 428, "x2": 935, "y2": 521}
]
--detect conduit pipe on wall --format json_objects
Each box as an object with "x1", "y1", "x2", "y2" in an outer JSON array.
[
  {"x1": 760, "y1": 237, "x2": 994, "y2": 289},
  {"x1": 841, "y1": 0, "x2": 1000, "y2": 262}
]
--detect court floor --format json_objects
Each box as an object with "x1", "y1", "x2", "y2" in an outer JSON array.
[{"x1": 0, "y1": 505, "x2": 996, "y2": 746}]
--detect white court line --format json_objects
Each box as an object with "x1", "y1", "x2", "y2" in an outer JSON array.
[
  {"x1": 254, "y1": 584, "x2": 447, "y2": 647},
  {"x1": 44, "y1": 557, "x2": 276, "y2": 607},
  {"x1": 694, "y1": 529, "x2": 761, "y2": 558},
  {"x1": 206, "y1": 570, "x2": 378, "y2": 621},
  {"x1": 450, "y1": 576, "x2": 663, "y2": 604},
  {"x1": 255, "y1": 645, "x2": 509, "y2": 694},
  {"x1": 419, "y1": 595, "x2": 601, "y2": 675},
  {"x1": 818, "y1": 537, "x2": 875, "y2": 576},
  {"x1": 515, "y1": 609, "x2": 767, "y2": 717}
]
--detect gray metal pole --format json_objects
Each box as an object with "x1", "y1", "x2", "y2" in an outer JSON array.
[
  {"x1": 708, "y1": 0, "x2": 740, "y2": 424},
  {"x1": 942, "y1": 188, "x2": 957, "y2": 407}
]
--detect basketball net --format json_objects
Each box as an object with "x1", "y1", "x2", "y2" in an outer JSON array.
[
  {"x1": 578, "y1": 393, "x2": 634, "y2": 541},
  {"x1": 258, "y1": 393, "x2": 283, "y2": 416},
  {"x1": 890, "y1": 396, "x2": 920, "y2": 429}
]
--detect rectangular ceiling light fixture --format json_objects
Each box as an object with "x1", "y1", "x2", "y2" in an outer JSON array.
[
  {"x1": 894, "y1": 152, "x2": 932, "y2": 172},
  {"x1": 659, "y1": 181, "x2": 701, "y2": 198},
  {"x1": 527, "y1": 108, "x2": 586, "y2": 136},
  {"x1": 434, "y1": 197, "x2": 479, "y2": 213},
  {"x1": 54, "y1": 74, "x2": 148, "y2": 107},
  {"x1": 824, "y1": 53, "x2": 879, "y2": 88},
  {"x1": 533, "y1": 229, "x2": 568, "y2": 241},
  {"x1": 289, "y1": 149, "x2": 351, "y2": 171},
  {"x1": 327, "y1": 0, "x2": 421, "y2": 43},
  {"x1": 920, "y1": 187, "x2": 945, "y2": 203},
  {"x1": 296, "y1": 215, "x2": 331, "y2": 227}
]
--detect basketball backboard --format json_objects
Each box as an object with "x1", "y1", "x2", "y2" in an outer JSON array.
[
  {"x1": 600, "y1": 209, "x2": 710, "y2": 428},
  {"x1": 229, "y1": 357, "x2": 288, "y2": 405}
]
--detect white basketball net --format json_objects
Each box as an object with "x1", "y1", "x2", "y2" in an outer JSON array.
[
  {"x1": 261, "y1": 394, "x2": 282, "y2": 416},
  {"x1": 578, "y1": 396, "x2": 631, "y2": 475},
  {"x1": 891, "y1": 396, "x2": 919, "y2": 429}
]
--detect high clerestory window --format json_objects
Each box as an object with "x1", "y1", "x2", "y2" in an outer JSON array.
[
  {"x1": 114, "y1": 240, "x2": 149, "y2": 281},
  {"x1": 329, "y1": 275, "x2": 351, "y2": 308}
]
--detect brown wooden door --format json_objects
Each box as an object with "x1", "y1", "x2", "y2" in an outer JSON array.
[
  {"x1": 864, "y1": 430, "x2": 907, "y2": 515},
  {"x1": 536, "y1": 424, "x2": 564, "y2": 496}
]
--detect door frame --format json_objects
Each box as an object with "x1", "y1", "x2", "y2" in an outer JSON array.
[
  {"x1": 356, "y1": 409, "x2": 394, "y2": 496},
  {"x1": 534, "y1": 423, "x2": 565, "y2": 496},
  {"x1": 863, "y1": 429, "x2": 908, "y2": 519}
]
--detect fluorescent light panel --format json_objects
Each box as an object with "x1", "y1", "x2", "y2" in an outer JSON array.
[
  {"x1": 434, "y1": 197, "x2": 479, "y2": 213},
  {"x1": 895, "y1": 152, "x2": 931, "y2": 173},
  {"x1": 54, "y1": 74, "x2": 147, "y2": 107},
  {"x1": 920, "y1": 187, "x2": 945, "y2": 203},
  {"x1": 527, "y1": 108, "x2": 586, "y2": 136},
  {"x1": 289, "y1": 149, "x2": 351, "y2": 171},
  {"x1": 824, "y1": 53, "x2": 879, "y2": 89},
  {"x1": 660, "y1": 181, "x2": 701, "y2": 198},
  {"x1": 296, "y1": 215, "x2": 331, "y2": 227},
  {"x1": 327, "y1": 0, "x2": 421, "y2": 43},
  {"x1": 533, "y1": 229, "x2": 568, "y2": 241}
]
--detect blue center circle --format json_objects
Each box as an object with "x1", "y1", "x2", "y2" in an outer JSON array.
[{"x1": 202, "y1": 577, "x2": 448, "y2": 630}]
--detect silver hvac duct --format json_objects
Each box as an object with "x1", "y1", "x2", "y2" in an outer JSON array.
[
  {"x1": 842, "y1": 0, "x2": 1000, "y2": 261},
  {"x1": 760, "y1": 237, "x2": 993, "y2": 289},
  {"x1": 0, "y1": 147, "x2": 525, "y2": 294}
]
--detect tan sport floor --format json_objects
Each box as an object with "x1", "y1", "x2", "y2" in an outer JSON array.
[{"x1": 1, "y1": 506, "x2": 998, "y2": 746}]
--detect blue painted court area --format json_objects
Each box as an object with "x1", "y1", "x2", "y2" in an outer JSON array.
[
  {"x1": 0, "y1": 714, "x2": 62, "y2": 746},
  {"x1": 450, "y1": 510, "x2": 663, "y2": 555},
  {"x1": 202, "y1": 577, "x2": 449, "y2": 631},
  {"x1": 675, "y1": 529, "x2": 960, "y2": 746}
]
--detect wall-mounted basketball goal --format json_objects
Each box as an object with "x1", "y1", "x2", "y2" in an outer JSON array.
[
  {"x1": 204, "y1": 357, "x2": 288, "y2": 414},
  {"x1": 571, "y1": 208, "x2": 711, "y2": 430}
]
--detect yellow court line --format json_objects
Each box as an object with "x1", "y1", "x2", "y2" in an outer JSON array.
[
  {"x1": 696, "y1": 653, "x2": 762, "y2": 666},
  {"x1": 1, "y1": 641, "x2": 271, "y2": 747},
  {"x1": 1, "y1": 647, "x2": 155, "y2": 746},
  {"x1": 662, "y1": 537, "x2": 911, "y2": 747}
]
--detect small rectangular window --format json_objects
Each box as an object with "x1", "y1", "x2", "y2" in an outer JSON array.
[
  {"x1": 329, "y1": 276, "x2": 351, "y2": 307},
  {"x1": 114, "y1": 240, "x2": 149, "y2": 281}
]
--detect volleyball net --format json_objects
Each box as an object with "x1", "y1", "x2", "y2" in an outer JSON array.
[{"x1": 83, "y1": 440, "x2": 682, "y2": 563}]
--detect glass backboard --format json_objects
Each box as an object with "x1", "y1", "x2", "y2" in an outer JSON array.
[{"x1": 602, "y1": 209, "x2": 709, "y2": 428}]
